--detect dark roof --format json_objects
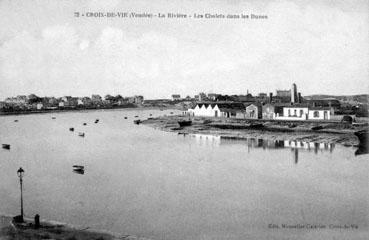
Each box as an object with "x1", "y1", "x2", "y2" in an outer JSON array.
[
  {"x1": 283, "y1": 104, "x2": 309, "y2": 108},
  {"x1": 308, "y1": 107, "x2": 331, "y2": 110},
  {"x1": 308, "y1": 99, "x2": 340, "y2": 106}
]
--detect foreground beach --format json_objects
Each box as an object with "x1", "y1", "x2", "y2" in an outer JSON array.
[
  {"x1": 0, "y1": 215, "x2": 151, "y2": 240},
  {"x1": 141, "y1": 115, "x2": 368, "y2": 146}
]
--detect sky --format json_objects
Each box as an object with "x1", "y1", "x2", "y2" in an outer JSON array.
[{"x1": 0, "y1": 0, "x2": 368, "y2": 99}]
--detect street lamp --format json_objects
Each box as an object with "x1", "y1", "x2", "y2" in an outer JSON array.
[{"x1": 17, "y1": 167, "x2": 25, "y2": 222}]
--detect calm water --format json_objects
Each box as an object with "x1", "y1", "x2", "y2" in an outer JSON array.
[{"x1": 0, "y1": 109, "x2": 368, "y2": 240}]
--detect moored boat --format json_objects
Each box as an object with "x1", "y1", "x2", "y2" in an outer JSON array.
[
  {"x1": 311, "y1": 125, "x2": 323, "y2": 131},
  {"x1": 69, "y1": 127, "x2": 74, "y2": 131},
  {"x1": 178, "y1": 120, "x2": 192, "y2": 127},
  {"x1": 78, "y1": 132, "x2": 85, "y2": 137},
  {"x1": 134, "y1": 119, "x2": 141, "y2": 125},
  {"x1": 73, "y1": 165, "x2": 84, "y2": 169},
  {"x1": 355, "y1": 130, "x2": 368, "y2": 146},
  {"x1": 354, "y1": 129, "x2": 369, "y2": 156},
  {"x1": 2, "y1": 144, "x2": 10, "y2": 150}
]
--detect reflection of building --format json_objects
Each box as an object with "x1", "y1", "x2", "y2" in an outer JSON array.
[
  {"x1": 192, "y1": 134, "x2": 220, "y2": 146},
  {"x1": 219, "y1": 137, "x2": 335, "y2": 153},
  {"x1": 283, "y1": 140, "x2": 335, "y2": 152}
]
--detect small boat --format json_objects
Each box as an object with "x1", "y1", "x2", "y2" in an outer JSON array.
[
  {"x1": 124, "y1": 117, "x2": 128, "y2": 119},
  {"x1": 178, "y1": 120, "x2": 192, "y2": 127},
  {"x1": 170, "y1": 112, "x2": 174, "y2": 114},
  {"x1": 149, "y1": 114, "x2": 152, "y2": 116},
  {"x1": 311, "y1": 126, "x2": 323, "y2": 131},
  {"x1": 134, "y1": 116, "x2": 139, "y2": 118},
  {"x1": 354, "y1": 130, "x2": 369, "y2": 156},
  {"x1": 355, "y1": 130, "x2": 368, "y2": 146},
  {"x1": 52, "y1": 117, "x2": 56, "y2": 119},
  {"x1": 73, "y1": 165, "x2": 84, "y2": 169},
  {"x1": 83, "y1": 123, "x2": 87, "y2": 126},
  {"x1": 73, "y1": 169, "x2": 84, "y2": 175},
  {"x1": 69, "y1": 127, "x2": 74, "y2": 131},
  {"x1": 14, "y1": 120, "x2": 18, "y2": 122},
  {"x1": 94, "y1": 119, "x2": 99, "y2": 123},
  {"x1": 78, "y1": 132, "x2": 85, "y2": 137},
  {"x1": 134, "y1": 119, "x2": 141, "y2": 125},
  {"x1": 2, "y1": 144, "x2": 10, "y2": 150}
]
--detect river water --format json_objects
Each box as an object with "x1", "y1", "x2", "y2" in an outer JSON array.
[{"x1": 0, "y1": 109, "x2": 368, "y2": 240}]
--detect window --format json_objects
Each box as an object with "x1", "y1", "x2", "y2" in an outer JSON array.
[
  {"x1": 294, "y1": 109, "x2": 297, "y2": 116},
  {"x1": 288, "y1": 109, "x2": 291, "y2": 116},
  {"x1": 300, "y1": 110, "x2": 303, "y2": 117},
  {"x1": 313, "y1": 111, "x2": 319, "y2": 118}
]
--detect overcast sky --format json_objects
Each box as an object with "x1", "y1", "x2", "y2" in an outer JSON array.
[{"x1": 0, "y1": 0, "x2": 368, "y2": 99}]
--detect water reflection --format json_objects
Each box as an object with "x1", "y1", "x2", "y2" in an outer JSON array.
[
  {"x1": 191, "y1": 134, "x2": 221, "y2": 146},
  {"x1": 185, "y1": 134, "x2": 338, "y2": 164}
]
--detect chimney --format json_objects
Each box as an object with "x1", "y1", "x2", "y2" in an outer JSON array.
[
  {"x1": 298, "y1": 92, "x2": 302, "y2": 103},
  {"x1": 269, "y1": 92, "x2": 273, "y2": 103}
]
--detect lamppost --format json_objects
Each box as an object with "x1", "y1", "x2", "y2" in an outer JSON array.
[{"x1": 17, "y1": 167, "x2": 25, "y2": 222}]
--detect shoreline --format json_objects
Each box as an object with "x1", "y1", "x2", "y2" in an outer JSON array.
[
  {"x1": 0, "y1": 106, "x2": 181, "y2": 117},
  {"x1": 0, "y1": 214, "x2": 152, "y2": 240},
  {"x1": 141, "y1": 116, "x2": 369, "y2": 147}
]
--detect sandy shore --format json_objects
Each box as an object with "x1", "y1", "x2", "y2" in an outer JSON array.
[
  {"x1": 141, "y1": 116, "x2": 369, "y2": 146},
  {"x1": 0, "y1": 215, "x2": 152, "y2": 240}
]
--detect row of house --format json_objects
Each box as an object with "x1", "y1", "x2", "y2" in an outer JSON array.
[
  {"x1": 1, "y1": 94, "x2": 144, "y2": 112},
  {"x1": 187, "y1": 102, "x2": 331, "y2": 121}
]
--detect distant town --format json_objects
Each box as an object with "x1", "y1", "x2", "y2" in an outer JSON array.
[{"x1": 1, "y1": 83, "x2": 368, "y2": 120}]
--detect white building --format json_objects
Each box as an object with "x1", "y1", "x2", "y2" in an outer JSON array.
[
  {"x1": 308, "y1": 107, "x2": 331, "y2": 120},
  {"x1": 36, "y1": 103, "x2": 43, "y2": 110},
  {"x1": 187, "y1": 103, "x2": 245, "y2": 118},
  {"x1": 274, "y1": 105, "x2": 330, "y2": 121},
  {"x1": 275, "y1": 106, "x2": 309, "y2": 120}
]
